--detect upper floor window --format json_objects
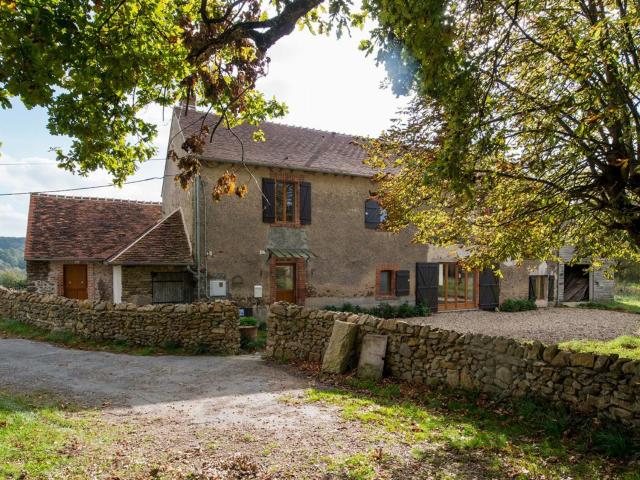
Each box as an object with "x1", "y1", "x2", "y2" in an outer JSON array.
[
  {"x1": 276, "y1": 180, "x2": 296, "y2": 223},
  {"x1": 365, "y1": 198, "x2": 386, "y2": 229},
  {"x1": 263, "y1": 177, "x2": 311, "y2": 225}
]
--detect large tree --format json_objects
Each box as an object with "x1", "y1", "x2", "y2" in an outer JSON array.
[
  {"x1": 361, "y1": 0, "x2": 640, "y2": 267},
  {"x1": 0, "y1": 0, "x2": 357, "y2": 185}
]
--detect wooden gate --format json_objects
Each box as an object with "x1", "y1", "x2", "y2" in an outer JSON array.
[{"x1": 151, "y1": 272, "x2": 192, "y2": 304}]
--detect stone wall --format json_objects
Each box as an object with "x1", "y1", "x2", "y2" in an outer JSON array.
[
  {"x1": 266, "y1": 303, "x2": 640, "y2": 429},
  {"x1": 0, "y1": 287, "x2": 240, "y2": 353},
  {"x1": 122, "y1": 265, "x2": 188, "y2": 305}
]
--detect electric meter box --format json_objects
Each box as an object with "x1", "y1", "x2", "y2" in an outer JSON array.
[{"x1": 210, "y1": 279, "x2": 227, "y2": 297}]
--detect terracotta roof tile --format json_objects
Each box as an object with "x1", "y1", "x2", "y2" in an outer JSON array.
[
  {"x1": 174, "y1": 107, "x2": 375, "y2": 177},
  {"x1": 108, "y1": 209, "x2": 192, "y2": 265},
  {"x1": 25, "y1": 194, "x2": 162, "y2": 261}
]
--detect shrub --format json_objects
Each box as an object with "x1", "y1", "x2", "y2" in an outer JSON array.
[
  {"x1": 0, "y1": 269, "x2": 27, "y2": 290},
  {"x1": 499, "y1": 298, "x2": 537, "y2": 312},
  {"x1": 324, "y1": 302, "x2": 430, "y2": 318},
  {"x1": 239, "y1": 316, "x2": 258, "y2": 327}
]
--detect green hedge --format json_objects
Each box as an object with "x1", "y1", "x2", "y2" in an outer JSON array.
[
  {"x1": 323, "y1": 302, "x2": 430, "y2": 319},
  {"x1": 499, "y1": 298, "x2": 537, "y2": 312}
]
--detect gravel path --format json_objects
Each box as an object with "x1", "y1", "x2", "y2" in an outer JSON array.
[{"x1": 405, "y1": 307, "x2": 640, "y2": 344}]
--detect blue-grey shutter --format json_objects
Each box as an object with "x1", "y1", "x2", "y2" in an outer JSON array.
[
  {"x1": 300, "y1": 182, "x2": 311, "y2": 225},
  {"x1": 548, "y1": 275, "x2": 555, "y2": 302},
  {"x1": 262, "y1": 178, "x2": 275, "y2": 223},
  {"x1": 479, "y1": 268, "x2": 500, "y2": 310},
  {"x1": 395, "y1": 270, "x2": 410, "y2": 296},
  {"x1": 365, "y1": 199, "x2": 381, "y2": 229}
]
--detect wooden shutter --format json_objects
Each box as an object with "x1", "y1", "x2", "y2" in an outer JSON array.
[
  {"x1": 548, "y1": 275, "x2": 555, "y2": 302},
  {"x1": 415, "y1": 263, "x2": 438, "y2": 312},
  {"x1": 364, "y1": 199, "x2": 381, "y2": 229},
  {"x1": 262, "y1": 178, "x2": 276, "y2": 223},
  {"x1": 395, "y1": 270, "x2": 410, "y2": 296},
  {"x1": 528, "y1": 276, "x2": 536, "y2": 301},
  {"x1": 300, "y1": 182, "x2": 311, "y2": 225},
  {"x1": 479, "y1": 268, "x2": 500, "y2": 310}
]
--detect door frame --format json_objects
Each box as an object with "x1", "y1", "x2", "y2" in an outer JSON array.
[
  {"x1": 270, "y1": 257, "x2": 306, "y2": 304},
  {"x1": 63, "y1": 264, "x2": 88, "y2": 300},
  {"x1": 438, "y1": 262, "x2": 479, "y2": 311}
]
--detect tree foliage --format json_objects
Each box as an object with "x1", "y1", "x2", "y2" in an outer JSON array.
[
  {"x1": 0, "y1": 237, "x2": 25, "y2": 271},
  {"x1": 0, "y1": 0, "x2": 354, "y2": 186},
  {"x1": 363, "y1": 0, "x2": 640, "y2": 267}
]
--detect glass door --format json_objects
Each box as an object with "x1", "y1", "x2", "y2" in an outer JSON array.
[{"x1": 437, "y1": 263, "x2": 478, "y2": 310}]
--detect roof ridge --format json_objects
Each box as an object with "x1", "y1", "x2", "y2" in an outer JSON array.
[
  {"x1": 173, "y1": 105, "x2": 366, "y2": 139},
  {"x1": 32, "y1": 193, "x2": 161, "y2": 205}
]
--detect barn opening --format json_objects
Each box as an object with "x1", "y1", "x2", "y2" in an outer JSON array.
[{"x1": 563, "y1": 264, "x2": 589, "y2": 302}]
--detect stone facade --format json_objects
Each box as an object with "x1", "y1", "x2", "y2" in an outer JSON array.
[
  {"x1": 266, "y1": 302, "x2": 640, "y2": 429},
  {"x1": 121, "y1": 265, "x2": 188, "y2": 305},
  {"x1": 0, "y1": 287, "x2": 240, "y2": 353}
]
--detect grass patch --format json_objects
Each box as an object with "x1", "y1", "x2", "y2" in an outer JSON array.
[
  {"x1": 559, "y1": 335, "x2": 640, "y2": 360},
  {"x1": 578, "y1": 297, "x2": 640, "y2": 315},
  {"x1": 304, "y1": 380, "x2": 639, "y2": 479},
  {"x1": 0, "y1": 317, "x2": 197, "y2": 356},
  {"x1": 0, "y1": 390, "x2": 109, "y2": 478}
]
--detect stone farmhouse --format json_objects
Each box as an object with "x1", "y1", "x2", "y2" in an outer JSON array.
[{"x1": 24, "y1": 106, "x2": 614, "y2": 314}]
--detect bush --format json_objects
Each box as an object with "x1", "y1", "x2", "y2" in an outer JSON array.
[
  {"x1": 324, "y1": 302, "x2": 430, "y2": 319},
  {"x1": 0, "y1": 269, "x2": 27, "y2": 290},
  {"x1": 499, "y1": 298, "x2": 537, "y2": 312},
  {"x1": 239, "y1": 316, "x2": 258, "y2": 326}
]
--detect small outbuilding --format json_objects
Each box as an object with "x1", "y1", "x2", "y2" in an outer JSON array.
[{"x1": 24, "y1": 194, "x2": 193, "y2": 304}]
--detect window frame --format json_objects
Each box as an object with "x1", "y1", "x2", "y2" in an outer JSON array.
[
  {"x1": 375, "y1": 264, "x2": 400, "y2": 299},
  {"x1": 531, "y1": 275, "x2": 548, "y2": 300},
  {"x1": 275, "y1": 179, "x2": 298, "y2": 225}
]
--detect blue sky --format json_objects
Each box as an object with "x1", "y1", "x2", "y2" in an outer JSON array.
[{"x1": 0, "y1": 28, "x2": 408, "y2": 237}]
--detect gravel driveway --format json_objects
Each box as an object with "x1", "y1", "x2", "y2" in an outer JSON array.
[{"x1": 405, "y1": 307, "x2": 640, "y2": 344}]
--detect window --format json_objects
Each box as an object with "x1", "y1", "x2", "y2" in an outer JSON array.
[
  {"x1": 529, "y1": 275, "x2": 547, "y2": 300},
  {"x1": 262, "y1": 178, "x2": 311, "y2": 225},
  {"x1": 365, "y1": 199, "x2": 386, "y2": 229},
  {"x1": 379, "y1": 270, "x2": 393, "y2": 295},
  {"x1": 275, "y1": 180, "x2": 296, "y2": 223}
]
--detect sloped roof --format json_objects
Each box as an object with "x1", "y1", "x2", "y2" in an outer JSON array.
[
  {"x1": 108, "y1": 209, "x2": 192, "y2": 265},
  {"x1": 25, "y1": 194, "x2": 163, "y2": 261},
  {"x1": 174, "y1": 107, "x2": 375, "y2": 177}
]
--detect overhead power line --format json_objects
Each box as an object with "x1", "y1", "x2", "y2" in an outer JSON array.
[
  {"x1": 0, "y1": 158, "x2": 167, "y2": 166},
  {"x1": 0, "y1": 175, "x2": 172, "y2": 197}
]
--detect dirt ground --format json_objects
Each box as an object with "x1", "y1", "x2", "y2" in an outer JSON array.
[
  {"x1": 405, "y1": 307, "x2": 640, "y2": 344},
  {"x1": 0, "y1": 338, "x2": 418, "y2": 479}
]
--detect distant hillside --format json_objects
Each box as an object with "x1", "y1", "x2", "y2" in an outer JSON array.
[{"x1": 0, "y1": 237, "x2": 25, "y2": 271}]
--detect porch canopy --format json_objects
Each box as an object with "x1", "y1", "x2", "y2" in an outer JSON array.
[{"x1": 267, "y1": 248, "x2": 316, "y2": 260}]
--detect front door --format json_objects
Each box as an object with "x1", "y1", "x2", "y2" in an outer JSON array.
[
  {"x1": 63, "y1": 264, "x2": 88, "y2": 299},
  {"x1": 275, "y1": 263, "x2": 296, "y2": 303}
]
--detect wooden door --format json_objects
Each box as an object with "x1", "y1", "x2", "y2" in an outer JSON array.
[
  {"x1": 63, "y1": 264, "x2": 88, "y2": 300},
  {"x1": 275, "y1": 263, "x2": 296, "y2": 303}
]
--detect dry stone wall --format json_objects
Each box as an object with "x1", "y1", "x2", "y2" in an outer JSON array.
[
  {"x1": 0, "y1": 288, "x2": 240, "y2": 353},
  {"x1": 266, "y1": 302, "x2": 640, "y2": 429}
]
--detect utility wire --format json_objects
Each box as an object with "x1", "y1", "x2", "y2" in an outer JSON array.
[
  {"x1": 0, "y1": 175, "x2": 172, "y2": 196},
  {"x1": 0, "y1": 158, "x2": 167, "y2": 166}
]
